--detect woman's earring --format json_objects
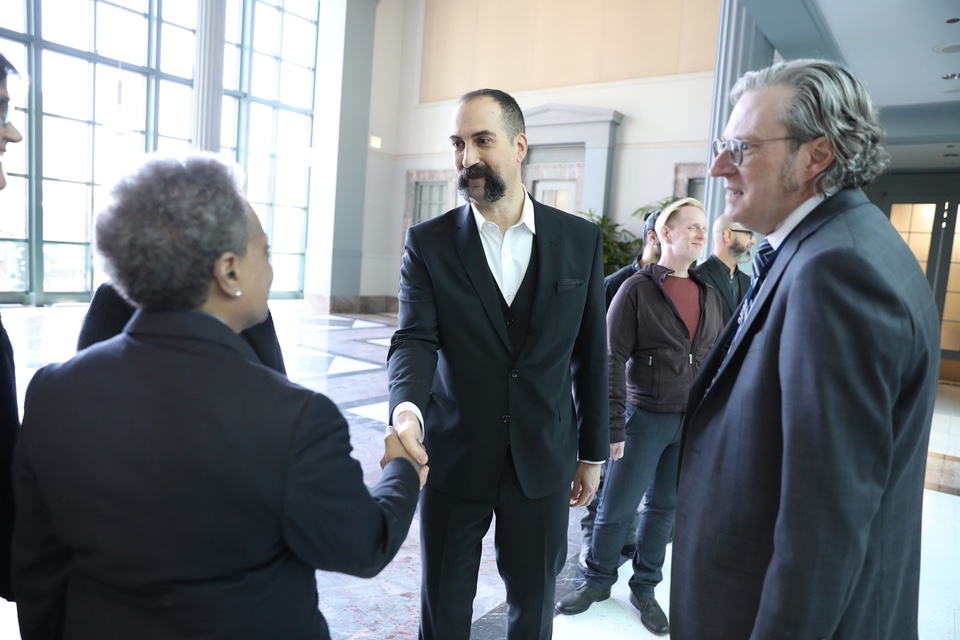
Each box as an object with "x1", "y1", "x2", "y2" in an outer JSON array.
[{"x1": 234, "y1": 290, "x2": 242, "y2": 298}]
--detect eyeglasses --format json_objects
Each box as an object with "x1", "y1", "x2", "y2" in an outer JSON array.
[
  {"x1": 711, "y1": 137, "x2": 795, "y2": 166},
  {"x1": 730, "y1": 229, "x2": 755, "y2": 238}
]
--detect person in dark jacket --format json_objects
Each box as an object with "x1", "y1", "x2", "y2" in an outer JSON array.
[
  {"x1": 12, "y1": 153, "x2": 424, "y2": 639},
  {"x1": 603, "y1": 209, "x2": 663, "y2": 308},
  {"x1": 556, "y1": 197, "x2": 723, "y2": 636},
  {"x1": 691, "y1": 215, "x2": 754, "y2": 324},
  {"x1": 77, "y1": 280, "x2": 286, "y2": 375},
  {"x1": 0, "y1": 51, "x2": 24, "y2": 602}
]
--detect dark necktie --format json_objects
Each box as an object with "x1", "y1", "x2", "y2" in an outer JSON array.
[{"x1": 736, "y1": 239, "x2": 776, "y2": 330}]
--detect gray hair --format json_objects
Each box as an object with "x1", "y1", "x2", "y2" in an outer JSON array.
[
  {"x1": 731, "y1": 59, "x2": 889, "y2": 195},
  {"x1": 95, "y1": 154, "x2": 249, "y2": 310}
]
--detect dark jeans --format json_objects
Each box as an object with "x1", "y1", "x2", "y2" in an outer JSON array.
[
  {"x1": 579, "y1": 464, "x2": 641, "y2": 565},
  {"x1": 582, "y1": 404, "x2": 681, "y2": 598}
]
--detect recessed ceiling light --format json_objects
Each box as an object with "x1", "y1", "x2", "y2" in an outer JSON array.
[
  {"x1": 942, "y1": 73, "x2": 960, "y2": 80},
  {"x1": 948, "y1": 18, "x2": 960, "y2": 24},
  {"x1": 935, "y1": 42, "x2": 960, "y2": 54}
]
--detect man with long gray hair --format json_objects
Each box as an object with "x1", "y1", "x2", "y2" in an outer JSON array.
[{"x1": 671, "y1": 59, "x2": 940, "y2": 639}]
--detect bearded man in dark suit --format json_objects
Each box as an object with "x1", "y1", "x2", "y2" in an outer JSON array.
[
  {"x1": 671, "y1": 59, "x2": 940, "y2": 640},
  {"x1": 388, "y1": 88, "x2": 609, "y2": 640}
]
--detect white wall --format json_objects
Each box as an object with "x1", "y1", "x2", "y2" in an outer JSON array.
[{"x1": 359, "y1": 0, "x2": 715, "y2": 298}]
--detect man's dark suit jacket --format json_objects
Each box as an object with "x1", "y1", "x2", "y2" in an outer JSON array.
[
  {"x1": 692, "y1": 254, "x2": 750, "y2": 324},
  {"x1": 0, "y1": 316, "x2": 18, "y2": 601},
  {"x1": 13, "y1": 310, "x2": 419, "y2": 639},
  {"x1": 388, "y1": 200, "x2": 609, "y2": 502},
  {"x1": 604, "y1": 257, "x2": 641, "y2": 309},
  {"x1": 77, "y1": 281, "x2": 286, "y2": 374},
  {"x1": 671, "y1": 189, "x2": 941, "y2": 640}
]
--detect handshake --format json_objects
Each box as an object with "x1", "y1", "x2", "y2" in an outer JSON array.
[{"x1": 380, "y1": 409, "x2": 429, "y2": 488}]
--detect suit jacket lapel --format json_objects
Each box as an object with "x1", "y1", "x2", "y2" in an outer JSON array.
[
  {"x1": 692, "y1": 192, "x2": 852, "y2": 411},
  {"x1": 518, "y1": 200, "x2": 560, "y2": 360},
  {"x1": 453, "y1": 204, "x2": 512, "y2": 351},
  {"x1": 706, "y1": 258, "x2": 738, "y2": 317}
]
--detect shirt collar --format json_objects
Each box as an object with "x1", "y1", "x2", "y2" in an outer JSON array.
[
  {"x1": 470, "y1": 190, "x2": 537, "y2": 235},
  {"x1": 765, "y1": 193, "x2": 826, "y2": 250}
]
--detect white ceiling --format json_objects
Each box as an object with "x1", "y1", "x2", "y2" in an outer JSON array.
[{"x1": 739, "y1": 0, "x2": 960, "y2": 171}]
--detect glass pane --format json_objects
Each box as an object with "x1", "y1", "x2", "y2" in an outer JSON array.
[
  {"x1": 42, "y1": 0, "x2": 93, "y2": 51},
  {"x1": 221, "y1": 96, "x2": 238, "y2": 149},
  {"x1": 907, "y1": 233, "x2": 931, "y2": 263},
  {"x1": 274, "y1": 157, "x2": 308, "y2": 207},
  {"x1": 43, "y1": 243, "x2": 88, "y2": 292},
  {"x1": 246, "y1": 153, "x2": 272, "y2": 203},
  {"x1": 93, "y1": 127, "x2": 146, "y2": 186},
  {"x1": 281, "y1": 15, "x2": 316, "y2": 67},
  {"x1": 155, "y1": 136, "x2": 191, "y2": 154},
  {"x1": 284, "y1": 0, "x2": 318, "y2": 21},
  {"x1": 42, "y1": 117, "x2": 92, "y2": 182},
  {"x1": 278, "y1": 62, "x2": 313, "y2": 108},
  {"x1": 942, "y1": 320, "x2": 960, "y2": 352},
  {"x1": 96, "y1": 4, "x2": 148, "y2": 65},
  {"x1": 110, "y1": 0, "x2": 148, "y2": 11},
  {"x1": 0, "y1": 1, "x2": 26, "y2": 32},
  {"x1": 1, "y1": 108, "x2": 27, "y2": 176},
  {"x1": 42, "y1": 51, "x2": 92, "y2": 120},
  {"x1": 162, "y1": 0, "x2": 197, "y2": 28},
  {"x1": 248, "y1": 102, "x2": 274, "y2": 154},
  {"x1": 223, "y1": 44, "x2": 240, "y2": 91},
  {"x1": 158, "y1": 80, "x2": 192, "y2": 140},
  {"x1": 0, "y1": 176, "x2": 27, "y2": 238},
  {"x1": 0, "y1": 241, "x2": 28, "y2": 292},
  {"x1": 160, "y1": 23, "x2": 195, "y2": 79},
  {"x1": 250, "y1": 52, "x2": 277, "y2": 100},
  {"x1": 253, "y1": 3, "x2": 281, "y2": 55},
  {"x1": 890, "y1": 203, "x2": 911, "y2": 232},
  {"x1": 271, "y1": 253, "x2": 300, "y2": 291},
  {"x1": 910, "y1": 203, "x2": 936, "y2": 232},
  {"x1": 43, "y1": 181, "x2": 90, "y2": 242},
  {"x1": 225, "y1": 0, "x2": 242, "y2": 44},
  {"x1": 95, "y1": 64, "x2": 147, "y2": 133},
  {"x1": 272, "y1": 207, "x2": 304, "y2": 252}
]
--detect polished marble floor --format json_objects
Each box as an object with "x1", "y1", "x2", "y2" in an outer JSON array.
[{"x1": 0, "y1": 300, "x2": 956, "y2": 639}]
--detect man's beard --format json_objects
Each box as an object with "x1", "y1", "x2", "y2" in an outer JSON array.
[
  {"x1": 458, "y1": 164, "x2": 507, "y2": 204},
  {"x1": 729, "y1": 237, "x2": 750, "y2": 262}
]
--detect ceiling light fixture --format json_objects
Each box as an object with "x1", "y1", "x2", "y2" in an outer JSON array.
[
  {"x1": 934, "y1": 42, "x2": 960, "y2": 54},
  {"x1": 942, "y1": 72, "x2": 960, "y2": 80},
  {"x1": 948, "y1": 17, "x2": 960, "y2": 24}
]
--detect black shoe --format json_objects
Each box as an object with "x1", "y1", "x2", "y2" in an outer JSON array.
[
  {"x1": 629, "y1": 593, "x2": 670, "y2": 635},
  {"x1": 555, "y1": 583, "x2": 611, "y2": 615}
]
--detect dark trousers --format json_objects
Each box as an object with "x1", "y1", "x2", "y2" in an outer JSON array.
[
  {"x1": 418, "y1": 453, "x2": 569, "y2": 640},
  {"x1": 583, "y1": 404, "x2": 681, "y2": 598}
]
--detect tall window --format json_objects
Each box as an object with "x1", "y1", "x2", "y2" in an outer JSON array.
[
  {"x1": 223, "y1": 0, "x2": 318, "y2": 296},
  {"x1": 415, "y1": 182, "x2": 448, "y2": 224},
  {"x1": 0, "y1": 0, "x2": 319, "y2": 303}
]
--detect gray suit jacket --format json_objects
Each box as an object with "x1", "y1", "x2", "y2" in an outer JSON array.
[
  {"x1": 388, "y1": 200, "x2": 609, "y2": 502},
  {"x1": 671, "y1": 189, "x2": 940, "y2": 640}
]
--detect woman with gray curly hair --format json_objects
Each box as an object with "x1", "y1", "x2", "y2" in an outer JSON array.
[{"x1": 11, "y1": 153, "x2": 424, "y2": 639}]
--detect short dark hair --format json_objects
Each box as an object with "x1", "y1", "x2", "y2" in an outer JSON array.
[
  {"x1": 457, "y1": 88, "x2": 525, "y2": 140},
  {"x1": 0, "y1": 52, "x2": 18, "y2": 83},
  {"x1": 642, "y1": 210, "x2": 660, "y2": 246}
]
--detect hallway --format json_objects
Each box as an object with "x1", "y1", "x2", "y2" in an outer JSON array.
[{"x1": 0, "y1": 301, "x2": 955, "y2": 639}]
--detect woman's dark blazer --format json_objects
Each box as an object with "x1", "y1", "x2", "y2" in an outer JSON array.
[
  {"x1": 13, "y1": 310, "x2": 419, "y2": 638},
  {"x1": 77, "y1": 282, "x2": 286, "y2": 374}
]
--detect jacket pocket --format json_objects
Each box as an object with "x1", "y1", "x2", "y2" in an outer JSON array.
[{"x1": 556, "y1": 278, "x2": 584, "y2": 292}]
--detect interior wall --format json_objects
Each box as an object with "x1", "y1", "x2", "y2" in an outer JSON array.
[
  {"x1": 359, "y1": 0, "x2": 719, "y2": 299},
  {"x1": 420, "y1": 0, "x2": 720, "y2": 102}
]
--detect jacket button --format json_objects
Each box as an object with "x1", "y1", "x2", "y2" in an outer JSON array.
[
  {"x1": 511, "y1": 369, "x2": 519, "y2": 378},
  {"x1": 502, "y1": 415, "x2": 510, "y2": 423},
  {"x1": 506, "y1": 318, "x2": 515, "y2": 326}
]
